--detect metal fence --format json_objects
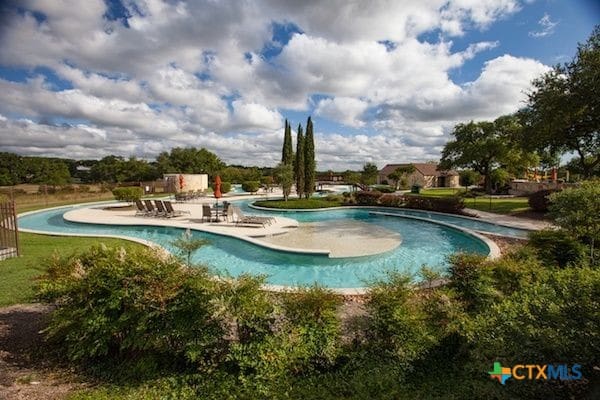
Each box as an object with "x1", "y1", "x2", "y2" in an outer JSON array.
[{"x1": 0, "y1": 199, "x2": 19, "y2": 260}]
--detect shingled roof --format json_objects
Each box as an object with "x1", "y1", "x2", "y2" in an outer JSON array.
[{"x1": 379, "y1": 163, "x2": 458, "y2": 177}]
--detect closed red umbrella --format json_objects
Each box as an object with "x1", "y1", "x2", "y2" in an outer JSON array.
[
  {"x1": 178, "y1": 174, "x2": 185, "y2": 191},
  {"x1": 214, "y1": 175, "x2": 222, "y2": 199},
  {"x1": 214, "y1": 176, "x2": 222, "y2": 221}
]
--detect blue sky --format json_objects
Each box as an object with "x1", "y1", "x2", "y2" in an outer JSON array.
[{"x1": 0, "y1": 0, "x2": 597, "y2": 169}]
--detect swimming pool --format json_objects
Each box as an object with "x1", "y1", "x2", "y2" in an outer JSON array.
[{"x1": 18, "y1": 203, "x2": 496, "y2": 290}]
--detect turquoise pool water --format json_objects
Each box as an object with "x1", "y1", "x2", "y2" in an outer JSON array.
[
  {"x1": 18, "y1": 204, "x2": 493, "y2": 289},
  {"x1": 242, "y1": 202, "x2": 529, "y2": 238}
]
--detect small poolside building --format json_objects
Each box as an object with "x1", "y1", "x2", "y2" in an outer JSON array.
[
  {"x1": 164, "y1": 173, "x2": 209, "y2": 193},
  {"x1": 377, "y1": 163, "x2": 459, "y2": 188}
]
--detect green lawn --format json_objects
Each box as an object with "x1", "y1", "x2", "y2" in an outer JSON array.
[
  {"x1": 0, "y1": 232, "x2": 144, "y2": 306},
  {"x1": 418, "y1": 188, "x2": 530, "y2": 214},
  {"x1": 253, "y1": 198, "x2": 343, "y2": 209}
]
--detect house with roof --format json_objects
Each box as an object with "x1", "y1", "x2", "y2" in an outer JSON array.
[{"x1": 377, "y1": 163, "x2": 459, "y2": 188}]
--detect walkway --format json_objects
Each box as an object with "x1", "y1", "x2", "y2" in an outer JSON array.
[{"x1": 464, "y1": 208, "x2": 553, "y2": 231}]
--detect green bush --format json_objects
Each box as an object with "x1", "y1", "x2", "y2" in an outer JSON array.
[
  {"x1": 528, "y1": 229, "x2": 587, "y2": 267},
  {"x1": 372, "y1": 185, "x2": 395, "y2": 193},
  {"x1": 111, "y1": 187, "x2": 143, "y2": 203},
  {"x1": 528, "y1": 189, "x2": 559, "y2": 212},
  {"x1": 447, "y1": 253, "x2": 498, "y2": 312},
  {"x1": 355, "y1": 190, "x2": 382, "y2": 205},
  {"x1": 241, "y1": 181, "x2": 260, "y2": 193},
  {"x1": 324, "y1": 194, "x2": 343, "y2": 202},
  {"x1": 281, "y1": 286, "x2": 342, "y2": 371},
  {"x1": 549, "y1": 181, "x2": 600, "y2": 264},
  {"x1": 38, "y1": 245, "x2": 225, "y2": 367},
  {"x1": 211, "y1": 181, "x2": 231, "y2": 194}
]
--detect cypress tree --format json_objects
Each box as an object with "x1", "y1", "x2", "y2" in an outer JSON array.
[
  {"x1": 304, "y1": 116, "x2": 315, "y2": 198},
  {"x1": 294, "y1": 123, "x2": 305, "y2": 198},
  {"x1": 282, "y1": 119, "x2": 293, "y2": 166}
]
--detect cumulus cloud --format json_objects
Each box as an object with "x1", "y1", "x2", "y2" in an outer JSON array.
[
  {"x1": 315, "y1": 97, "x2": 369, "y2": 128},
  {"x1": 0, "y1": 0, "x2": 550, "y2": 169}
]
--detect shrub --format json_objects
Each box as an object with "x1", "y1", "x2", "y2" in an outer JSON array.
[
  {"x1": 379, "y1": 194, "x2": 403, "y2": 207},
  {"x1": 549, "y1": 181, "x2": 600, "y2": 264},
  {"x1": 372, "y1": 185, "x2": 395, "y2": 193},
  {"x1": 528, "y1": 189, "x2": 559, "y2": 212},
  {"x1": 365, "y1": 273, "x2": 442, "y2": 365},
  {"x1": 447, "y1": 253, "x2": 497, "y2": 312},
  {"x1": 324, "y1": 194, "x2": 343, "y2": 202},
  {"x1": 38, "y1": 245, "x2": 225, "y2": 367},
  {"x1": 355, "y1": 190, "x2": 382, "y2": 205},
  {"x1": 281, "y1": 286, "x2": 342, "y2": 371},
  {"x1": 112, "y1": 187, "x2": 143, "y2": 203},
  {"x1": 402, "y1": 194, "x2": 465, "y2": 213},
  {"x1": 241, "y1": 181, "x2": 260, "y2": 193},
  {"x1": 528, "y1": 229, "x2": 587, "y2": 268}
]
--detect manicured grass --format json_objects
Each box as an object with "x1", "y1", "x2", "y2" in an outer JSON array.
[
  {"x1": 0, "y1": 232, "x2": 144, "y2": 307},
  {"x1": 254, "y1": 198, "x2": 343, "y2": 209},
  {"x1": 419, "y1": 188, "x2": 530, "y2": 214}
]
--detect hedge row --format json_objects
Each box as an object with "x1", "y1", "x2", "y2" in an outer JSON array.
[{"x1": 355, "y1": 191, "x2": 465, "y2": 214}]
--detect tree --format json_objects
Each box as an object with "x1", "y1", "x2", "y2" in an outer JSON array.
[
  {"x1": 490, "y1": 168, "x2": 511, "y2": 192},
  {"x1": 549, "y1": 181, "x2": 600, "y2": 264},
  {"x1": 440, "y1": 117, "x2": 516, "y2": 194},
  {"x1": 387, "y1": 165, "x2": 416, "y2": 190},
  {"x1": 361, "y1": 162, "x2": 379, "y2": 185},
  {"x1": 282, "y1": 119, "x2": 294, "y2": 166},
  {"x1": 518, "y1": 26, "x2": 600, "y2": 178},
  {"x1": 294, "y1": 124, "x2": 305, "y2": 198},
  {"x1": 304, "y1": 116, "x2": 316, "y2": 198},
  {"x1": 274, "y1": 163, "x2": 294, "y2": 201},
  {"x1": 343, "y1": 170, "x2": 361, "y2": 189},
  {"x1": 458, "y1": 170, "x2": 480, "y2": 192},
  {"x1": 156, "y1": 147, "x2": 224, "y2": 176}
]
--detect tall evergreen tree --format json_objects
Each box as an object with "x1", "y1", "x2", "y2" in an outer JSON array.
[
  {"x1": 294, "y1": 124, "x2": 305, "y2": 198},
  {"x1": 282, "y1": 119, "x2": 294, "y2": 166},
  {"x1": 304, "y1": 116, "x2": 316, "y2": 198}
]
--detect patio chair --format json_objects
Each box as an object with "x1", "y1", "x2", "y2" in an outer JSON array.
[
  {"x1": 154, "y1": 200, "x2": 172, "y2": 218},
  {"x1": 202, "y1": 204, "x2": 214, "y2": 222},
  {"x1": 144, "y1": 200, "x2": 159, "y2": 217},
  {"x1": 163, "y1": 200, "x2": 190, "y2": 217},
  {"x1": 135, "y1": 200, "x2": 150, "y2": 216},
  {"x1": 231, "y1": 206, "x2": 273, "y2": 227}
]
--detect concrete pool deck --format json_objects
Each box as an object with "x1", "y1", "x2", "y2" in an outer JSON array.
[{"x1": 62, "y1": 202, "x2": 400, "y2": 258}]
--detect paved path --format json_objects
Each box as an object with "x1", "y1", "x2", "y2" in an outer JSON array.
[{"x1": 465, "y1": 208, "x2": 553, "y2": 231}]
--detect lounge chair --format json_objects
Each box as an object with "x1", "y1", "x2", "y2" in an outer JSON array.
[
  {"x1": 231, "y1": 206, "x2": 273, "y2": 227},
  {"x1": 163, "y1": 200, "x2": 190, "y2": 217},
  {"x1": 155, "y1": 200, "x2": 171, "y2": 218},
  {"x1": 135, "y1": 200, "x2": 150, "y2": 216},
  {"x1": 144, "y1": 200, "x2": 160, "y2": 217}
]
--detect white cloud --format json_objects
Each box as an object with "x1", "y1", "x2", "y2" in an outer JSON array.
[
  {"x1": 315, "y1": 97, "x2": 369, "y2": 127},
  {"x1": 528, "y1": 13, "x2": 558, "y2": 38},
  {"x1": 0, "y1": 0, "x2": 552, "y2": 170}
]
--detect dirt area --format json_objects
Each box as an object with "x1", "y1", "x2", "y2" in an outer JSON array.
[
  {"x1": 482, "y1": 234, "x2": 527, "y2": 255},
  {"x1": 0, "y1": 304, "x2": 83, "y2": 400}
]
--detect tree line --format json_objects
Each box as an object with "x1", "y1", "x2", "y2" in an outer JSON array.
[{"x1": 0, "y1": 147, "x2": 272, "y2": 187}]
